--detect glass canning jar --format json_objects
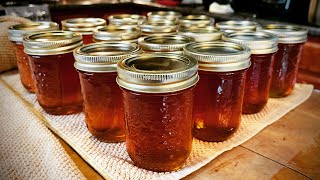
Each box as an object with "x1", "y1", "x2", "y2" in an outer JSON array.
[
  {"x1": 179, "y1": 15, "x2": 214, "y2": 27},
  {"x1": 184, "y1": 42, "x2": 251, "y2": 142},
  {"x1": 116, "y1": 53, "x2": 199, "y2": 172},
  {"x1": 108, "y1": 14, "x2": 146, "y2": 26},
  {"x1": 223, "y1": 31, "x2": 278, "y2": 114},
  {"x1": 178, "y1": 26, "x2": 222, "y2": 42},
  {"x1": 61, "y1": 18, "x2": 106, "y2": 44},
  {"x1": 23, "y1": 31, "x2": 83, "y2": 115},
  {"x1": 215, "y1": 20, "x2": 259, "y2": 33},
  {"x1": 147, "y1": 11, "x2": 182, "y2": 22},
  {"x1": 138, "y1": 34, "x2": 194, "y2": 54},
  {"x1": 93, "y1": 25, "x2": 141, "y2": 43},
  {"x1": 8, "y1": 22, "x2": 59, "y2": 93},
  {"x1": 261, "y1": 24, "x2": 308, "y2": 97},
  {"x1": 74, "y1": 42, "x2": 141, "y2": 142},
  {"x1": 139, "y1": 20, "x2": 179, "y2": 36}
]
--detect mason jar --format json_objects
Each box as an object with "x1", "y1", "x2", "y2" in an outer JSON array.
[
  {"x1": 178, "y1": 26, "x2": 222, "y2": 42},
  {"x1": 184, "y1": 42, "x2": 251, "y2": 142},
  {"x1": 61, "y1": 18, "x2": 106, "y2": 44},
  {"x1": 74, "y1": 42, "x2": 141, "y2": 142},
  {"x1": 223, "y1": 31, "x2": 278, "y2": 114},
  {"x1": 147, "y1": 11, "x2": 182, "y2": 22},
  {"x1": 215, "y1": 20, "x2": 259, "y2": 33},
  {"x1": 93, "y1": 25, "x2": 141, "y2": 43},
  {"x1": 138, "y1": 34, "x2": 194, "y2": 53},
  {"x1": 139, "y1": 20, "x2": 179, "y2": 36},
  {"x1": 23, "y1": 31, "x2": 83, "y2": 115},
  {"x1": 8, "y1": 21, "x2": 59, "y2": 93},
  {"x1": 261, "y1": 24, "x2": 308, "y2": 97},
  {"x1": 117, "y1": 53, "x2": 199, "y2": 172},
  {"x1": 179, "y1": 15, "x2": 214, "y2": 27},
  {"x1": 108, "y1": 14, "x2": 146, "y2": 26}
]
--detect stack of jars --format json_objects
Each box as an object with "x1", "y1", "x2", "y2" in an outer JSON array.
[{"x1": 7, "y1": 11, "x2": 307, "y2": 173}]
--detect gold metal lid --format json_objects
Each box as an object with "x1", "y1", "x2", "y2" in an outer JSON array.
[
  {"x1": 260, "y1": 24, "x2": 308, "y2": 44},
  {"x1": 108, "y1": 14, "x2": 146, "y2": 26},
  {"x1": 179, "y1": 15, "x2": 214, "y2": 27},
  {"x1": 178, "y1": 26, "x2": 222, "y2": 42},
  {"x1": 215, "y1": 20, "x2": 259, "y2": 32},
  {"x1": 147, "y1": 11, "x2": 182, "y2": 21},
  {"x1": 8, "y1": 21, "x2": 59, "y2": 42},
  {"x1": 93, "y1": 25, "x2": 141, "y2": 43},
  {"x1": 23, "y1": 31, "x2": 83, "y2": 55},
  {"x1": 117, "y1": 53, "x2": 199, "y2": 93},
  {"x1": 139, "y1": 20, "x2": 179, "y2": 35},
  {"x1": 138, "y1": 35, "x2": 195, "y2": 52},
  {"x1": 184, "y1": 42, "x2": 251, "y2": 72},
  {"x1": 222, "y1": 31, "x2": 278, "y2": 54},
  {"x1": 61, "y1": 18, "x2": 106, "y2": 35},
  {"x1": 74, "y1": 42, "x2": 141, "y2": 72}
]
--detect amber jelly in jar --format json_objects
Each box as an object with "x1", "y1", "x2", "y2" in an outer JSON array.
[
  {"x1": 261, "y1": 24, "x2": 308, "y2": 97},
  {"x1": 8, "y1": 22, "x2": 59, "y2": 93},
  {"x1": 116, "y1": 53, "x2": 199, "y2": 172},
  {"x1": 61, "y1": 18, "x2": 106, "y2": 44},
  {"x1": 184, "y1": 42, "x2": 251, "y2": 142},
  {"x1": 74, "y1": 42, "x2": 141, "y2": 142},
  {"x1": 23, "y1": 31, "x2": 83, "y2": 115},
  {"x1": 223, "y1": 31, "x2": 278, "y2": 114}
]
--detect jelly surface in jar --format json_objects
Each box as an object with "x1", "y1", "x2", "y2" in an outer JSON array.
[
  {"x1": 29, "y1": 52, "x2": 82, "y2": 115},
  {"x1": 79, "y1": 71, "x2": 125, "y2": 142},
  {"x1": 243, "y1": 53, "x2": 275, "y2": 114},
  {"x1": 82, "y1": 34, "x2": 94, "y2": 45},
  {"x1": 12, "y1": 42, "x2": 35, "y2": 93},
  {"x1": 270, "y1": 43, "x2": 304, "y2": 97},
  {"x1": 193, "y1": 70, "x2": 247, "y2": 142},
  {"x1": 123, "y1": 87, "x2": 193, "y2": 171}
]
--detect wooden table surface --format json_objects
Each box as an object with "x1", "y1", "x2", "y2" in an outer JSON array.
[{"x1": 56, "y1": 90, "x2": 320, "y2": 180}]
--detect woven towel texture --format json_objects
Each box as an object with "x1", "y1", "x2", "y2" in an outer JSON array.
[
  {"x1": 0, "y1": 71, "x2": 314, "y2": 180},
  {"x1": 0, "y1": 74, "x2": 85, "y2": 179}
]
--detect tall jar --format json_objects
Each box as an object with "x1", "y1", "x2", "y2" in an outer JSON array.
[
  {"x1": 93, "y1": 25, "x2": 141, "y2": 43},
  {"x1": 61, "y1": 18, "x2": 106, "y2": 44},
  {"x1": 139, "y1": 20, "x2": 179, "y2": 36},
  {"x1": 179, "y1": 15, "x2": 214, "y2": 27},
  {"x1": 223, "y1": 31, "x2": 278, "y2": 114},
  {"x1": 261, "y1": 24, "x2": 308, "y2": 97},
  {"x1": 184, "y1": 42, "x2": 251, "y2": 142},
  {"x1": 23, "y1": 31, "x2": 83, "y2": 115},
  {"x1": 108, "y1": 14, "x2": 146, "y2": 26},
  {"x1": 138, "y1": 34, "x2": 194, "y2": 53},
  {"x1": 116, "y1": 53, "x2": 199, "y2": 172},
  {"x1": 74, "y1": 42, "x2": 141, "y2": 142},
  {"x1": 178, "y1": 26, "x2": 222, "y2": 42},
  {"x1": 215, "y1": 20, "x2": 259, "y2": 33},
  {"x1": 8, "y1": 22, "x2": 59, "y2": 93}
]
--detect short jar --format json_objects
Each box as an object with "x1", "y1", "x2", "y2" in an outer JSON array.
[
  {"x1": 139, "y1": 20, "x2": 179, "y2": 36},
  {"x1": 61, "y1": 18, "x2": 106, "y2": 44},
  {"x1": 23, "y1": 31, "x2": 83, "y2": 115},
  {"x1": 74, "y1": 42, "x2": 141, "y2": 142},
  {"x1": 261, "y1": 24, "x2": 308, "y2": 97},
  {"x1": 108, "y1": 14, "x2": 146, "y2": 26},
  {"x1": 117, "y1": 53, "x2": 199, "y2": 172},
  {"x1": 215, "y1": 20, "x2": 259, "y2": 33},
  {"x1": 184, "y1": 42, "x2": 251, "y2": 142},
  {"x1": 8, "y1": 21, "x2": 59, "y2": 93},
  {"x1": 138, "y1": 34, "x2": 194, "y2": 54},
  {"x1": 223, "y1": 31, "x2": 278, "y2": 114},
  {"x1": 179, "y1": 15, "x2": 214, "y2": 27},
  {"x1": 93, "y1": 25, "x2": 141, "y2": 43},
  {"x1": 147, "y1": 11, "x2": 182, "y2": 22},
  {"x1": 178, "y1": 26, "x2": 222, "y2": 42}
]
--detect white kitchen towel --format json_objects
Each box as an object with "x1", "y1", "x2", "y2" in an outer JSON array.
[{"x1": 0, "y1": 70, "x2": 314, "y2": 179}]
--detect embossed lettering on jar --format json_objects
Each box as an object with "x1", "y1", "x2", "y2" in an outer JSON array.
[
  {"x1": 261, "y1": 24, "x2": 308, "y2": 97},
  {"x1": 184, "y1": 42, "x2": 251, "y2": 142},
  {"x1": 61, "y1": 18, "x2": 106, "y2": 44},
  {"x1": 74, "y1": 42, "x2": 141, "y2": 142},
  {"x1": 117, "y1": 53, "x2": 199, "y2": 172},
  {"x1": 23, "y1": 31, "x2": 83, "y2": 115},
  {"x1": 8, "y1": 22, "x2": 59, "y2": 93},
  {"x1": 222, "y1": 31, "x2": 278, "y2": 114}
]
